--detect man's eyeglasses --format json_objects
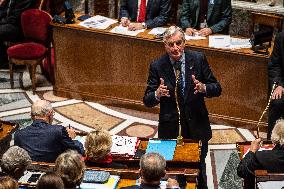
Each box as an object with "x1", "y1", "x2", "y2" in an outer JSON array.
[{"x1": 166, "y1": 40, "x2": 184, "y2": 47}]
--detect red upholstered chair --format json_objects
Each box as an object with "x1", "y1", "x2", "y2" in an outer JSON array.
[{"x1": 7, "y1": 9, "x2": 52, "y2": 94}]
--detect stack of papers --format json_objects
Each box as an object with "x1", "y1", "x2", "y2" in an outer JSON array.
[
  {"x1": 209, "y1": 35, "x2": 252, "y2": 49},
  {"x1": 78, "y1": 15, "x2": 118, "y2": 30},
  {"x1": 80, "y1": 175, "x2": 120, "y2": 189},
  {"x1": 148, "y1": 27, "x2": 167, "y2": 35},
  {"x1": 111, "y1": 135, "x2": 139, "y2": 157},
  {"x1": 110, "y1": 25, "x2": 145, "y2": 36},
  {"x1": 185, "y1": 34, "x2": 206, "y2": 40}
]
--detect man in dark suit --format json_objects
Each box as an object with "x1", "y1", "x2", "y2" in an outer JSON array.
[
  {"x1": 0, "y1": 0, "x2": 36, "y2": 66},
  {"x1": 237, "y1": 119, "x2": 284, "y2": 189},
  {"x1": 143, "y1": 26, "x2": 221, "y2": 189},
  {"x1": 267, "y1": 31, "x2": 284, "y2": 140},
  {"x1": 119, "y1": 0, "x2": 171, "y2": 31},
  {"x1": 14, "y1": 100, "x2": 84, "y2": 163},
  {"x1": 179, "y1": 0, "x2": 232, "y2": 36},
  {"x1": 121, "y1": 152, "x2": 179, "y2": 189}
]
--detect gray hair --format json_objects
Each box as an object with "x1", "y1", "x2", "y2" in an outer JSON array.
[
  {"x1": 163, "y1": 26, "x2": 185, "y2": 43},
  {"x1": 55, "y1": 150, "x2": 85, "y2": 188},
  {"x1": 271, "y1": 119, "x2": 284, "y2": 146},
  {"x1": 1, "y1": 146, "x2": 31, "y2": 174},
  {"x1": 31, "y1": 100, "x2": 53, "y2": 117},
  {"x1": 140, "y1": 152, "x2": 166, "y2": 182}
]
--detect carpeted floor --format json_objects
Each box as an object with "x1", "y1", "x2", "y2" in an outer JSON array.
[{"x1": 0, "y1": 68, "x2": 262, "y2": 189}]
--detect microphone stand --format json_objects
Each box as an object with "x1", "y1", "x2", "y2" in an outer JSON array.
[
  {"x1": 175, "y1": 69, "x2": 184, "y2": 146},
  {"x1": 256, "y1": 82, "x2": 276, "y2": 138}
]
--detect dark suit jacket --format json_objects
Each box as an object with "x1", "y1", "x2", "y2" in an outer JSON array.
[
  {"x1": 14, "y1": 119, "x2": 84, "y2": 163},
  {"x1": 121, "y1": 183, "x2": 161, "y2": 189},
  {"x1": 0, "y1": 0, "x2": 36, "y2": 26},
  {"x1": 268, "y1": 31, "x2": 284, "y2": 88},
  {"x1": 143, "y1": 50, "x2": 221, "y2": 141},
  {"x1": 119, "y1": 0, "x2": 171, "y2": 28},
  {"x1": 179, "y1": 0, "x2": 232, "y2": 34},
  {"x1": 237, "y1": 145, "x2": 284, "y2": 189}
]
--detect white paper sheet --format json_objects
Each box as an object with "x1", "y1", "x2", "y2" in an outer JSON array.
[
  {"x1": 209, "y1": 35, "x2": 231, "y2": 48},
  {"x1": 185, "y1": 34, "x2": 206, "y2": 40},
  {"x1": 148, "y1": 27, "x2": 167, "y2": 35},
  {"x1": 78, "y1": 15, "x2": 118, "y2": 30},
  {"x1": 110, "y1": 25, "x2": 145, "y2": 36}
]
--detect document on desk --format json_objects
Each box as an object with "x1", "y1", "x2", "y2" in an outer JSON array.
[
  {"x1": 257, "y1": 181, "x2": 284, "y2": 189},
  {"x1": 110, "y1": 25, "x2": 145, "y2": 36},
  {"x1": 230, "y1": 37, "x2": 252, "y2": 49},
  {"x1": 209, "y1": 35, "x2": 231, "y2": 48},
  {"x1": 80, "y1": 175, "x2": 120, "y2": 189},
  {"x1": 148, "y1": 27, "x2": 167, "y2": 35},
  {"x1": 185, "y1": 34, "x2": 206, "y2": 40},
  {"x1": 78, "y1": 15, "x2": 118, "y2": 30},
  {"x1": 146, "y1": 139, "x2": 176, "y2": 160}
]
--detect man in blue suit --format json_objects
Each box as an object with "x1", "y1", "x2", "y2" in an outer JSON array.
[
  {"x1": 119, "y1": 0, "x2": 171, "y2": 31},
  {"x1": 179, "y1": 0, "x2": 232, "y2": 36},
  {"x1": 14, "y1": 100, "x2": 84, "y2": 163},
  {"x1": 143, "y1": 26, "x2": 221, "y2": 188}
]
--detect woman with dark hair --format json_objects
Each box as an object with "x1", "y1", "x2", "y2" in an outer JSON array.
[{"x1": 36, "y1": 173, "x2": 64, "y2": 189}]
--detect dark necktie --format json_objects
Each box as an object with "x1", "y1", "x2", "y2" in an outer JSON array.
[
  {"x1": 137, "y1": 0, "x2": 146, "y2": 22},
  {"x1": 175, "y1": 61, "x2": 184, "y2": 99}
]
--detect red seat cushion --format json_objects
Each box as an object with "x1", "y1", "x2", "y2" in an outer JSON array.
[{"x1": 7, "y1": 42, "x2": 47, "y2": 59}]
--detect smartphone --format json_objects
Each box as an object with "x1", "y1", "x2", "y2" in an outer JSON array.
[{"x1": 27, "y1": 173, "x2": 41, "y2": 183}]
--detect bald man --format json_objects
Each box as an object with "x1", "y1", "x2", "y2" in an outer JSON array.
[{"x1": 14, "y1": 100, "x2": 84, "y2": 163}]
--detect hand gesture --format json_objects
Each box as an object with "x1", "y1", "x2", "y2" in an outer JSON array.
[
  {"x1": 192, "y1": 75, "x2": 206, "y2": 94},
  {"x1": 198, "y1": 28, "x2": 212, "y2": 37},
  {"x1": 250, "y1": 138, "x2": 262, "y2": 153},
  {"x1": 166, "y1": 178, "x2": 179, "y2": 188},
  {"x1": 185, "y1": 28, "x2": 197, "y2": 36},
  {"x1": 120, "y1": 17, "x2": 130, "y2": 27},
  {"x1": 128, "y1": 23, "x2": 144, "y2": 31},
  {"x1": 272, "y1": 85, "x2": 284, "y2": 99},
  {"x1": 156, "y1": 78, "x2": 170, "y2": 98},
  {"x1": 66, "y1": 127, "x2": 76, "y2": 139}
]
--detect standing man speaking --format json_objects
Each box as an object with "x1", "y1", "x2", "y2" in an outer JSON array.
[{"x1": 143, "y1": 26, "x2": 221, "y2": 189}]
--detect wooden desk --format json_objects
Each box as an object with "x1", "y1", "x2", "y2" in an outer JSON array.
[
  {"x1": 0, "y1": 120, "x2": 19, "y2": 157},
  {"x1": 52, "y1": 18, "x2": 269, "y2": 129},
  {"x1": 22, "y1": 163, "x2": 198, "y2": 189}
]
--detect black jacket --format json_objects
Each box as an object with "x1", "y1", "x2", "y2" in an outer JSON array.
[
  {"x1": 14, "y1": 119, "x2": 84, "y2": 163},
  {"x1": 143, "y1": 50, "x2": 221, "y2": 141}
]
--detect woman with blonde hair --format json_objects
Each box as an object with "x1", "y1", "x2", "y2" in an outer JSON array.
[
  {"x1": 84, "y1": 129, "x2": 126, "y2": 168},
  {"x1": 0, "y1": 176, "x2": 18, "y2": 189}
]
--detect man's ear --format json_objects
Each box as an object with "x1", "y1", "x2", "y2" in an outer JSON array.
[{"x1": 13, "y1": 167, "x2": 25, "y2": 180}]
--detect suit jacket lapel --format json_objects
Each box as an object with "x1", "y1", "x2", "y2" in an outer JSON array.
[
  {"x1": 184, "y1": 51, "x2": 195, "y2": 101},
  {"x1": 146, "y1": 0, "x2": 152, "y2": 16},
  {"x1": 162, "y1": 55, "x2": 175, "y2": 90},
  {"x1": 207, "y1": 2, "x2": 214, "y2": 21},
  {"x1": 195, "y1": 0, "x2": 200, "y2": 27}
]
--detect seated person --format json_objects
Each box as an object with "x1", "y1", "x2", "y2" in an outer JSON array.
[
  {"x1": 55, "y1": 150, "x2": 85, "y2": 189},
  {"x1": 36, "y1": 173, "x2": 64, "y2": 189},
  {"x1": 0, "y1": 0, "x2": 37, "y2": 66},
  {"x1": 0, "y1": 176, "x2": 18, "y2": 189},
  {"x1": 237, "y1": 119, "x2": 284, "y2": 189},
  {"x1": 179, "y1": 0, "x2": 232, "y2": 36},
  {"x1": 121, "y1": 152, "x2": 179, "y2": 189},
  {"x1": 14, "y1": 100, "x2": 84, "y2": 163},
  {"x1": 267, "y1": 31, "x2": 284, "y2": 140},
  {"x1": 0, "y1": 146, "x2": 31, "y2": 180},
  {"x1": 84, "y1": 129, "x2": 126, "y2": 168},
  {"x1": 119, "y1": 0, "x2": 171, "y2": 30}
]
